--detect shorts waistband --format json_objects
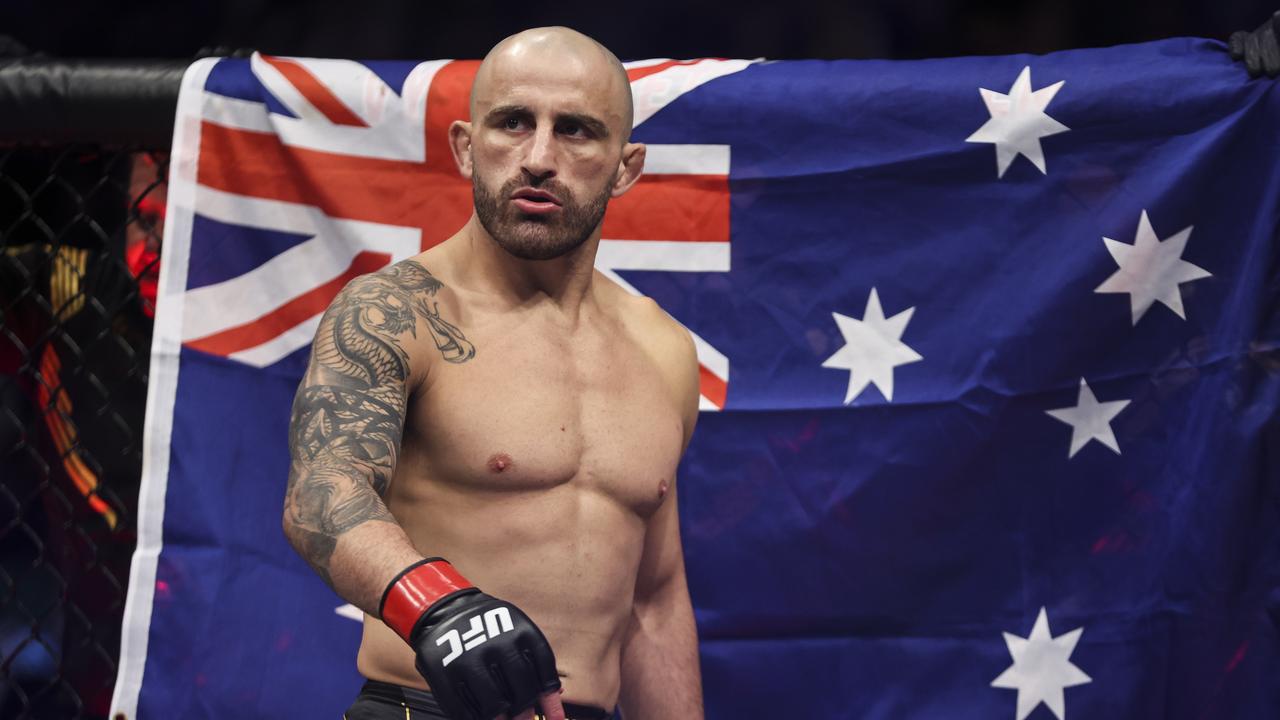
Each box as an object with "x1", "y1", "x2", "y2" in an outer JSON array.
[{"x1": 358, "y1": 679, "x2": 612, "y2": 720}]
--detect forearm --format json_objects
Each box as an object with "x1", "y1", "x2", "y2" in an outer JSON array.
[
  {"x1": 282, "y1": 479, "x2": 421, "y2": 614},
  {"x1": 618, "y1": 581, "x2": 704, "y2": 719}
]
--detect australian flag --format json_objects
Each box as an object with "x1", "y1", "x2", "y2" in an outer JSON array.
[{"x1": 112, "y1": 37, "x2": 1279, "y2": 719}]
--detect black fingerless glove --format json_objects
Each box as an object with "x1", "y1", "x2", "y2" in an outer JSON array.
[{"x1": 380, "y1": 558, "x2": 561, "y2": 720}]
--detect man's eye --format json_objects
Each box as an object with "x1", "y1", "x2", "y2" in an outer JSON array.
[
  {"x1": 504, "y1": 118, "x2": 524, "y2": 130},
  {"x1": 559, "y1": 123, "x2": 584, "y2": 137}
]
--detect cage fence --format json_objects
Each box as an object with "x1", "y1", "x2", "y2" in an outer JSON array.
[
  {"x1": 1, "y1": 141, "x2": 168, "y2": 719},
  {"x1": 0, "y1": 54, "x2": 186, "y2": 720}
]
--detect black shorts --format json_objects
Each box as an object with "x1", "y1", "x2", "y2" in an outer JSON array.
[{"x1": 343, "y1": 680, "x2": 612, "y2": 720}]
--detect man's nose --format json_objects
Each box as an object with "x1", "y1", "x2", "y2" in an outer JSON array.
[{"x1": 521, "y1": 126, "x2": 558, "y2": 179}]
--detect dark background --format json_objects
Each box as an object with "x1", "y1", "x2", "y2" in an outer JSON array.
[{"x1": 1, "y1": 0, "x2": 1277, "y2": 61}]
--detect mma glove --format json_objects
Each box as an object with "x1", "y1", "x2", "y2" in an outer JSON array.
[
  {"x1": 380, "y1": 558, "x2": 561, "y2": 720},
  {"x1": 1229, "y1": 10, "x2": 1280, "y2": 78}
]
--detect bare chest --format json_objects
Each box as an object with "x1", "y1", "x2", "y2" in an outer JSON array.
[{"x1": 405, "y1": 317, "x2": 684, "y2": 517}]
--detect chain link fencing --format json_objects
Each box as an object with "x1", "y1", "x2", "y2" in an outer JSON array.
[{"x1": 1, "y1": 145, "x2": 167, "y2": 720}]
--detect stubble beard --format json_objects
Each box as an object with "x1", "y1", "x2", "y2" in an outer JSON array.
[{"x1": 473, "y1": 172, "x2": 613, "y2": 261}]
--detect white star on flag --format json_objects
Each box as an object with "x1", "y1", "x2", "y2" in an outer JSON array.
[
  {"x1": 822, "y1": 288, "x2": 922, "y2": 404},
  {"x1": 1094, "y1": 210, "x2": 1212, "y2": 325},
  {"x1": 992, "y1": 607, "x2": 1092, "y2": 720},
  {"x1": 1045, "y1": 378, "x2": 1130, "y2": 458},
  {"x1": 966, "y1": 66, "x2": 1070, "y2": 178}
]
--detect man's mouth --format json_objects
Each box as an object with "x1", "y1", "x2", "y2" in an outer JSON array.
[{"x1": 511, "y1": 188, "x2": 562, "y2": 215}]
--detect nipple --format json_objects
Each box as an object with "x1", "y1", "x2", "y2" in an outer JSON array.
[
  {"x1": 487, "y1": 453, "x2": 514, "y2": 473},
  {"x1": 658, "y1": 479, "x2": 669, "y2": 499}
]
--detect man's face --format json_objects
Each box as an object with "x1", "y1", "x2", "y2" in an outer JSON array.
[{"x1": 467, "y1": 47, "x2": 629, "y2": 261}]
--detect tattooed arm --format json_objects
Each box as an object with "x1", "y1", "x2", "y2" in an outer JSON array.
[{"x1": 282, "y1": 260, "x2": 474, "y2": 613}]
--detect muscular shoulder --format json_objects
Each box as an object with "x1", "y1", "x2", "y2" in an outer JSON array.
[
  {"x1": 332, "y1": 258, "x2": 457, "y2": 316},
  {"x1": 313, "y1": 258, "x2": 475, "y2": 388},
  {"x1": 629, "y1": 295, "x2": 696, "y2": 372},
  {"x1": 598, "y1": 277, "x2": 700, "y2": 434}
]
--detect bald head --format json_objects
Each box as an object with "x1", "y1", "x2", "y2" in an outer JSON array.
[
  {"x1": 449, "y1": 26, "x2": 647, "y2": 261},
  {"x1": 470, "y1": 26, "x2": 634, "y2": 140}
]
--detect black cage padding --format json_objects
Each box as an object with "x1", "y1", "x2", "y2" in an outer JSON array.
[{"x1": 0, "y1": 59, "x2": 189, "y2": 148}]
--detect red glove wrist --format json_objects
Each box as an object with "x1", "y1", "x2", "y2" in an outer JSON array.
[{"x1": 379, "y1": 558, "x2": 475, "y2": 642}]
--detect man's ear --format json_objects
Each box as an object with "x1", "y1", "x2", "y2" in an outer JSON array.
[
  {"x1": 610, "y1": 142, "x2": 646, "y2": 198},
  {"x1": 449, "y1": 120, "x2": 474, "y2": 179}
]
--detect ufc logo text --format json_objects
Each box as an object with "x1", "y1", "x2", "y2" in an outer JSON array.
[{"x1": 437, "y1": 607, "x2": 516, "y2": 667}]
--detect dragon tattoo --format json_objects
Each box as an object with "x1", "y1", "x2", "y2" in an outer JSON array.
[{"x1": 284, "y1": 260, "x2": 473, "y2": 585}]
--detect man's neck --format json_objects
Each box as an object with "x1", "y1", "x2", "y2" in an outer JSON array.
[{"x1": 448, "y1": 215, "x2": 600, "y2": 317}]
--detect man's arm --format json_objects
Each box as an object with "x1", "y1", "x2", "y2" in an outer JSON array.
[
  {"x1": 618, "y1": 325, "x2": 704, "y2": 719},
  {"x1": 283, "y1": 261, "x2": 564, "y2": 720},
  {"x1": 282, "y1": 261, "x2": 448, "y2": 612}
]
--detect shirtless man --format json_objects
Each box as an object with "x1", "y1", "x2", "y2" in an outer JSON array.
[{"x1": 282, "y1": 26, "x2": 703, "y2": 720}]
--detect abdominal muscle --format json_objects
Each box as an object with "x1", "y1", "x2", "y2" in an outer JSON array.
[{"x1": 355, "y1": 480, "x2": 648, "y2": 711}]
